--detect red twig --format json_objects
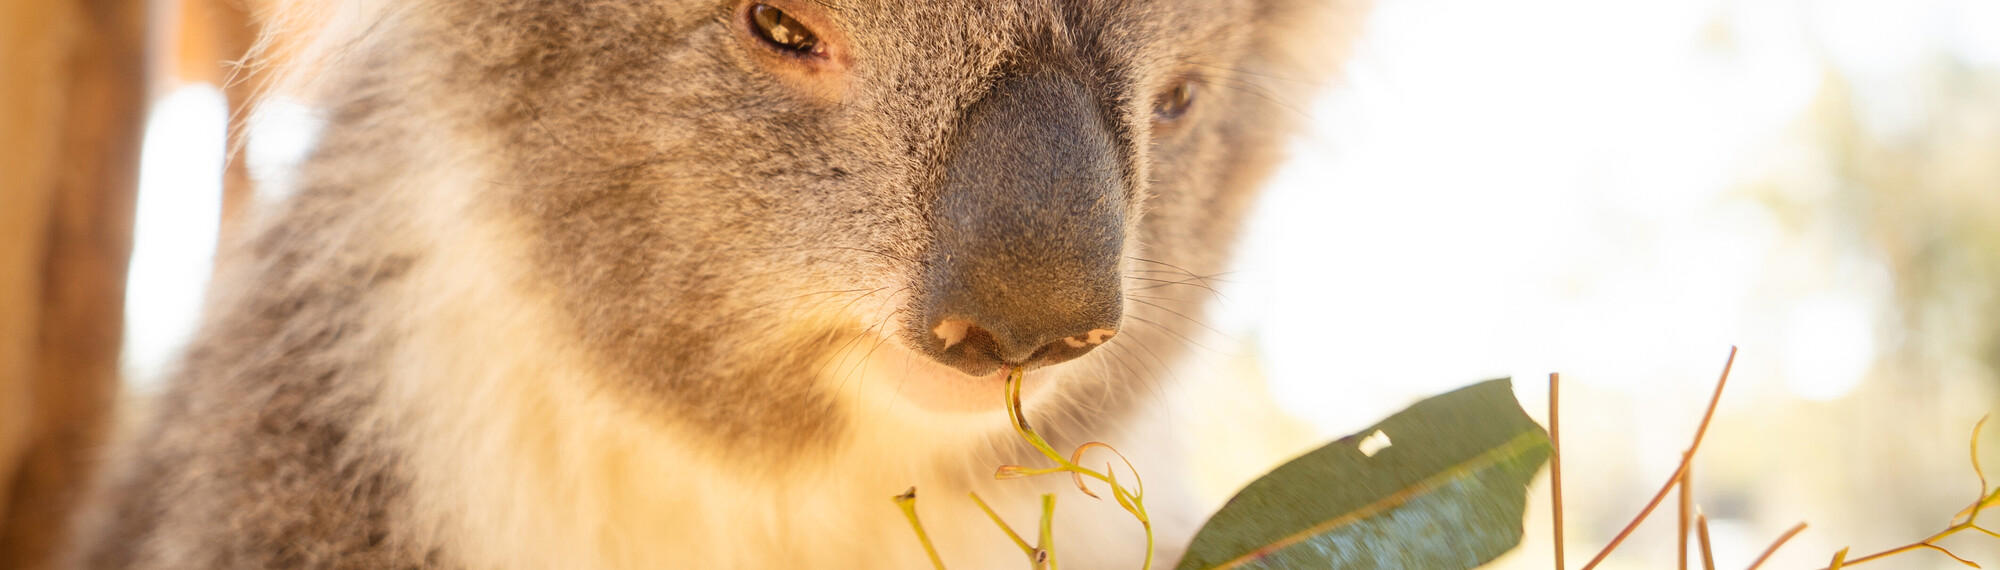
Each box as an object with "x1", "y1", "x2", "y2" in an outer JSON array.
[
  {"x1": 1580, "y1": 347, "x2": 1738, "y2": 570},
  {"x1": 1679, "y1": 457, "x2": 1693, "y2": 570},
  {"x1": 1746, "y1": 522, "x2": 1809, "y2": 570},
  {"x1": 1695, "y1": 513, "x2": 1716, "y2": 570},
  {"x1": 1550, "y1": 373, "x2": 1567, "y2": 570}
]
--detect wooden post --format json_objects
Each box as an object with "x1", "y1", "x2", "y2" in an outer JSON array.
[{"x1": 0, "y1": 0, "x2": 149, "y2": 567}]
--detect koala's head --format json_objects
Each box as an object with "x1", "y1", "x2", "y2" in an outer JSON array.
[{"x1": 363, "y1": 0, "x2": 1359, "y2": 447}]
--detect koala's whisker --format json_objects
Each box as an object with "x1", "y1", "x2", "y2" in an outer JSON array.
[
  {"x1": 1122, "y1": 275, "x2": 1221, "y2": 296},
  {"x1": 1125, "y1": 292, "x2": 1194, "y2": 304},
  {"x1": 819, "y1": 310, "x2": 900, "y2": 420},
  {"x1": 1207, "y1": 76, "x2": 1317, "y2": 123},
  {"x1": 726, "y1": 244, "x2": 916, "y2": 265},
  {"x1": 847, "y1": 333, "x2": 893, "y2": 409},
  {"x1": 1115, "y1": 326, "x2": 1175, "y2": 374},
  {"x1": 831, "y1": 286, "x2": 907, "y2": 322},
  {"x1": 1092, "y1": 343, "x2": 1145, "y2": 386},
  {"x1": 1100, "y1": 339, "x2": 1162, "y2": 385},
  {"x1": 808, "y1": 246, "x2": 917, "y2": 265},
  {"x1": 1125, "y1": 282, "x2": 1210, "y2": 294},
  {"x1": 1128, "y1": 266, "x2": 1232, "y2": 276},
  {"x1": 1095, "y1": 342, "x2": 1172, "y2": 415},
  {"x1": 1128, "y1": 298, "x2": 1225, "y2": 338},
  {"x1": 1124, "y1": 315, "x2": 1220, "y2": 357},
  {"x1": 740, "y1": 286, "x2": 889, "y2": 321},
  {"x1": 1121, "y1": 275, "x2": 1208, "y2": 286},
  {"x1": 819, "y1": 286, "x2": 908, "y2": 388},
  {"x1": 764, "y1": 287, "x2": 882, "y2": 306},
  {"x1": 1123, "y1": 258, "x2": 1226, "y2": 288},
  {"x1": 1123, "y1": 259, "x2": 1236, "y2": 280},
  {"x1": 809, "y1": 287, "x2": 906, "y2": 372},
  {"x1": 1125, "y1": 266, "x2": 1234, "y2": 277},
  {"x1": 837, "y1": 308, "x2": 907, "y2": 413},
  {"x1": 1110, "y1": 328, "x2": 1188, "y2": 401},
  {"x1": 1182, "y1": 61, "x2": 1327, "y2": 88},
  {"x1": 1183, "y1": 65, "x2": 1320, "y2": 123},
  {"x1": 1124, "y1": 255, "x2": 1199, "y2": 272},
  {"x1": 1125, "y1": 269, "x2": 1236, "y2": 285}
]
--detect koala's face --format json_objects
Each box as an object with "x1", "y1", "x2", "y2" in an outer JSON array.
[{"x1": 428, "y1": 0, "x2": 1349, "y2": 440}]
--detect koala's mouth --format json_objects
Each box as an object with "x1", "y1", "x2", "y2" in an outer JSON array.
[{"x1": 831, "y1": 337, "x2": 1059, "y2": 414}]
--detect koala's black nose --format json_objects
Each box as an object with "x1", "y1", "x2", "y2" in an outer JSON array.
[{"x1": 910, "y1": 70, "x2": 1126, "y2": 377}]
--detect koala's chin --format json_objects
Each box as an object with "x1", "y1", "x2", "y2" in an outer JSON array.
[{"x1": 825, "y1": 340, "x2": 1039, "y2": 414}]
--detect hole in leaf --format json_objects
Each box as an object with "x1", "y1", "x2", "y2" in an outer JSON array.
[{"x1": 1358, "y1": 429, "x2": 1393, "y2": 457}]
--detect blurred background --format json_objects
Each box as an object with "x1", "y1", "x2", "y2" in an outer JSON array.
[
  {"x1": 1193, "y1": 0, "x2": 2000, "y2": 567},
  {"x1": 5, "y1": 0, "x2": 1996, "y2": 567}
]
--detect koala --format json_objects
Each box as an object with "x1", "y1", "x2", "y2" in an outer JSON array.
[{"x1": 69, "y1": 0, "x2": 1362, "y2": 568}]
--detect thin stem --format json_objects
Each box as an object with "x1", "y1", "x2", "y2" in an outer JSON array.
[
  {"x1": 970, "y1": 492, "x2": 1034, "y2": 557},
  {"x1": 1917, "y1": 543, "x2": 1980, "y2": 567},
  {"x1": 1820, "y1": 523, "x2": 1981, "y2": 568},
  {"x1": 1679, "y1": 453, "x2": 1693, "y2": 570},
  {"x1": 1550, "y1": 373, "x2": 1567, "y2": 570},
  {"x1": 1695, "y1": 513, "x2": 1716, "y2": 570},
  {"x1": 998, "y1": 367, "x2": 1155, "y2": 569},
  {"x1": 1965, "y1": 415, "x2": 1991, "y2": 526},
  {"x1": 1038, "y1": 494, "x2": 1057, "y2": 570},
  {"x1": 1950, "y1": 488, "x2": 2000, "y2": 524},
  {"x1": 1830, "y1": 417, "x2": 2000, "y2": 569},
  {"x1": 1745, "y1": 522, "x2": 1808, "y2": 570},
  {"x1": 894, "y1": 488, "x2": 948, "y2": 570},
  {"x1": 1581, "y1": 347, "x2": 1737, "y2": 570},
  {"x1": 1833, "y1": 544, "x2": 1932, "y2": 567},
  {"x1": 1142, "y1": 520, "x2": 1155, "y2": 570}
]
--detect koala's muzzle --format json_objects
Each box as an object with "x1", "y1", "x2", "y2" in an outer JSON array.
[{"x1": 914, "y1": 71, "x2": 1125, "y2": 377}]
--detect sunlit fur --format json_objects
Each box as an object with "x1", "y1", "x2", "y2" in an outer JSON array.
[{"x1": 70, "y1": 0, "x2": 1364, "y2": 568}]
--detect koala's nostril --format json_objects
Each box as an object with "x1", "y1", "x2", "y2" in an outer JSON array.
[
  {"x1": 1024, "y1": 327, "x2": 1117, "y2": 369},
  {"x1": 1060, "y1": 328, "x2": 1117, "y2": 348},
  {"x1": 933, "y1": 318, "x2": 974, "y2": 350}
]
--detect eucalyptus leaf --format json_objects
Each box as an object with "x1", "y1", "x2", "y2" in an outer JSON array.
[{"x1": 1177, "y1": 378, "x2": 1551, "y2": 570}]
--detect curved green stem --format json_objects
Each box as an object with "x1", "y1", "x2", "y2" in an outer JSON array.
[{"x1": 1000, "y1": 368, "x2": 1156, "y2": 569}]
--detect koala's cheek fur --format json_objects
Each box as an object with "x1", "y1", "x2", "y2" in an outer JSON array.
[{"x1": 66, "y1": 0, "x2": 1367, "y2": 568}]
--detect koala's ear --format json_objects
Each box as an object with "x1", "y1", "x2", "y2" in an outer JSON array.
[{"x1": 1244, "y1": 0, "x2": 1369, "y2": 90}]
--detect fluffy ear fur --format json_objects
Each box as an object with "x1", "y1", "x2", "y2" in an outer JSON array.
[
  {"x1": 1227, "y1": 0, "x2": 1370, "y2": 173},
  {"x1": 233, "y1": 0, "x2": 382, "y2": 97},
  {"x1": 1254, "y1": 0, "x2": 1370, "y2": 88}
]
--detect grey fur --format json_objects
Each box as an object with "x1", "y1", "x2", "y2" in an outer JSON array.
[{"x1": 69, "y1": 0, "x2": 1362, "y2": 567}]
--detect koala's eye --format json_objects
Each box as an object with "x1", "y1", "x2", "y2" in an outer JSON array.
[
  {"x1": 748, "y1": 4, "x2": 822, "y2": 56},
  {"x1": 1154, "y1": 80, "x2": 1197, "y2": 122}
]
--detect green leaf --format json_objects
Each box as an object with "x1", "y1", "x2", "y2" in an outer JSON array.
[{"x1": 1177, "y1": 378, "x2": 1551, "y2": 570}]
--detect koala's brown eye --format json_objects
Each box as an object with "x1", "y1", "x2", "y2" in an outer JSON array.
[
  {"x1": 748, "y1": 4, "x2": 822, "y2": 56},
  {"x1": 1154, "y1": 80, "x2": 1197, "y2": 121}
]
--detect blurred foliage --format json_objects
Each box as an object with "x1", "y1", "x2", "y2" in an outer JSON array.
[{"x1": 1778, "y1": 62, "x2": 2000, "y2": 389}]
